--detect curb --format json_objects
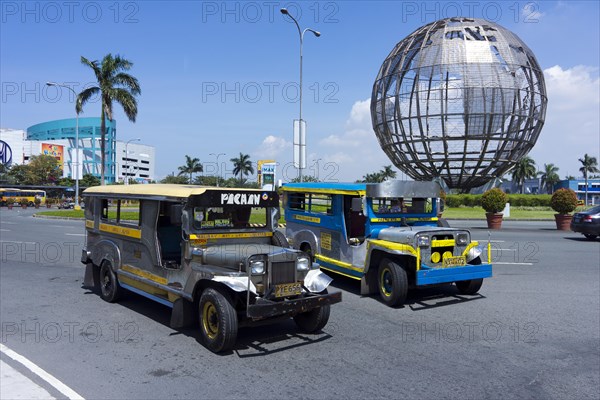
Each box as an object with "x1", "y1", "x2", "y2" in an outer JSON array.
[{"x1": 33, "y1": 214, "x2": 85, "y2": 221}]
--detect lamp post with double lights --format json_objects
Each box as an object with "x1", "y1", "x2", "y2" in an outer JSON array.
[
  {"x1": 280, "y1": 8, "x2": 320, "y2": 182},
  {"x1": 46, "y1": 82, "x2": 81, "y2": 209},
  {"x1": 125, "y1": 138, "x2": 141, "y2": 185},
  {"x1": 209, "y1": 152, "x2": 226, "y2": 187}
]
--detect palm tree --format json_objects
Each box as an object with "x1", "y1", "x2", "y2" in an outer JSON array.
[
  {"x1": 178, "y1": 155, "x2": 203, "y2": 183},
  {"x1": 230, "y1": 153, "x2": 254, "y2": 186},
  {"x1": 511, "y1": 156, "x2": 537, "y2": 194},
  {"x1": 565, "y1": 175, "x2": 576, "y2": 181},
  {"x1": 380, "y1": 165, "x2": 397, "y2": 181},
  {"x1": 539, "y1": 163, "x2": 560, "y2": 194},
  {"x1": 77, "y1": 54, "x2": 141, "y2": 185},
  {"x1": 579, "y1": 153, "x2": 600, "y2": 205}
]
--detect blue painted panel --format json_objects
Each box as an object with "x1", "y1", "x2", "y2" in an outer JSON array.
[{"x1": 416, "y1": 264, "x2": 492, "y2": 285}]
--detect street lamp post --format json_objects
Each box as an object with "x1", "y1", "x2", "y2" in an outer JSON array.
[
  {"x1": 209, "y1": 153, "x2": 226, "y2": 187},
  {"x1": 125, "y1": 138, "x2": 141, "y2": 185},
  {"x1": 46, "y1": 82, "x2": 81, "y2": 209},
  {"x1": 280, "y1": 8, "x2": 320, "y2": 182}
]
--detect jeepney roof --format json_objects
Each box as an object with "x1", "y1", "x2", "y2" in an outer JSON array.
[
  {"x1": 83, "y1": 184, "x2": 264, "y2": 200},
  {"x1": 366, "y1": 181, "x2": 442, "y2": 198},
  {"x1": 282, "y1": 182, "x2": 366, "y2": 195}
]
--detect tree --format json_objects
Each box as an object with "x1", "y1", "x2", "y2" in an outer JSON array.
[
  {"x1": 193, "y1": 175, "x2": 218, "y2": 186},
  {"x1": 77, "y1": 54, "x2": 141, "y2": 185},
  {"x1": 6, "y1": 164, "x2": 29, "y2": 184},
  {"x1": 290, "y1": 175, "x2": 320, "y2": 183},
  {"x1": 57, "y1": 177, "x2": 76, "y2": 187},
  {"x1": 178, "y1": 155, "x2": 203, "y2": 183},
  {"x1": 80, "y1": 173, "x2": 101, "y2": 187},
  {"x1": 161, "y1": 174, "x2": 189, "y2": 184},
  {"x1": 380, "y1": 165, "x2": 397, "y2": 181},
  {"x1": 359, "y1": 172, "x2": 383, "y2": 183},
  {"x1": 26, "y1": 155, "x2": 62, "y2": 184},
  {"x1": 565, "y1": 175, "x2": 575, "y2": 181},
  {"x1": 579, "y1": 153, "x2": 599, "y2": 205},
  {"x1": 511, "y1": 156, "x2": 537, "y2": 194},
  {"x1": 230, "y1": 153, "x2": 254, "y2": 186},
  {"x1": 539, "y1": 163, "x2": 560, "y2": 194}
]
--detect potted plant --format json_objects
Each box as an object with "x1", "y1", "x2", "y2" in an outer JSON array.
[
  {"x1": 482, "y1": 188, "x2": 508, "y2": 229},
  {"x1": 46, "y1": 198, "x2": 53, "y2": 208},
  {"x1": 19, "y1": 198, "x2": 28, "y2": 209},
  {"x1": 550, "y1": 188, "x2": 578, "y2": 230},
  {"x1": 34, "y1": 197, "x2": 41, "y2": 209},
  {"x1": 7, "y1": 201, "x2": 13, "y2": 210}
]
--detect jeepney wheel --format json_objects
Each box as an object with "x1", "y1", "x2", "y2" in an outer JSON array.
[
  {"x1": 199, "y1": 288, "x2": 238, "y2": 353},
  {"x1": 294, "y1": 304, "x2": 331, "y2": 333},
  {"x1": 99, "y1": 261, "x2": 122, "y2": 303},
  {"x1": 272, "y1": 231, "x2": 290, "y2": 248},
  {"x1": 300, "y1": 243, "x2": 314, "y2": 263},
  {"x1": 377, "y1": 259, "x2": 408, "y2": 307}
]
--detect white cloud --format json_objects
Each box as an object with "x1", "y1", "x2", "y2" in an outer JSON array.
[
  {"x1": 530, "y1": 65, "x2": 600, "y2": 178},
  {"x1": 253, "y1": 135, "x2": 291, "y2": 160}
]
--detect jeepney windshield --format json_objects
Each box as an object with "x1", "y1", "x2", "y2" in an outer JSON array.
[
  {"x1": 372, "y1": 197, "x2": 434, "y2": 216},
  {"x1": 191, "y1": 206, "x2": 268, "y2": 230}
]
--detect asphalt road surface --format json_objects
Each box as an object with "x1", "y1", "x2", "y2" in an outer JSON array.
[{"x1": 1, "y1": 208, "x2": 599, "y2": 399}]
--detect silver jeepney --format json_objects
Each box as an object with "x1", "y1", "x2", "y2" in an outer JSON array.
[{"x1": 81, "y1": 184, "x2": 340, "y2": 352}]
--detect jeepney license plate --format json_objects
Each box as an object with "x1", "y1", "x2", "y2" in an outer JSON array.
[
  {"x1": 274, "y1": 282, "x2": 302, "y2": 298},
  {"x1": 442, "y1": 256, "x2": 466, "y2": 268}
]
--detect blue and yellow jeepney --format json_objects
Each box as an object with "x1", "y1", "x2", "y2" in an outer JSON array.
[{"x1": 282, "y1": 181, "x2": 492, "y2": 307}]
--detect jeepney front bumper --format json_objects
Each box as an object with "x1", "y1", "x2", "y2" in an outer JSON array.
[
  {"x1": 416, "y1": 263, "x2": 492, "y2": 286},
  {"x1": 246, "y1": 290, "x2": 342, "y2": 319}
]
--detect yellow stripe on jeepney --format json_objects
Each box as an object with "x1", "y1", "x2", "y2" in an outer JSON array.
[
  {"x1": 295, "y1": 214, "x2": 321, "y2": 223},
  {"x1": 370, "y1": 217, "x2": 405, "y2": 223},
  {"x1": 461, "y1": 241, "x2": 480, "y2": 257},
  {"x1": 431, "y1": 239, "x2": 455, "y2": 247},
  {"x1": 315, "y1": 254, "x2": 364, "y2": 272},
  {"x1": 85, "y1": 220, "x2": 94, "y2": 229},
  {"x1": 99, "y1": 223, "x2": 141, "y2": 239},
  {"x1": 367, "y1": 240, "x2": 418, "y2": 256},
  {"x1": 121, "y1": 264, "x2": 168, "y2": 285},
  {"x1": 189, "y1": 232, "x2": 273, "y2": 240}
]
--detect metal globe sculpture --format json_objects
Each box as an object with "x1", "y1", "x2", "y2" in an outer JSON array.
[{"x1": 371, "y1": 17, "x2": 547, "y2": 189}]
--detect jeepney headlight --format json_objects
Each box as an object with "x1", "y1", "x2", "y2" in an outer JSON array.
[
  {"x1": 250, "y1": 260, "x2": 265, "y2": 275},
  {"x1": 457, "y1": 233, "x2": 469, "y2": 245},
  {"x1": 296, "y1": 257, "x2": 310, "y2": 272},
  {"x1": 191, "y1": 247, "x2": 204, "y2": 256},
  {"x1": 417, "y1": 235, "x2": 430, "y2": 247}
]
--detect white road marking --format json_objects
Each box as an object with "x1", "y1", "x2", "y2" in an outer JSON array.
[
  {"x1": 494, "y1": 262, "x2": 534, "y2": 266},
  {"x1": 64, "y1": 233, "x2": 85, "y2": 237},
  {"x1": 0, "y1": 344, "x2": 84, "y2": 400},
  {"x1": 0, "y1": 359, "x2": 54, "y2": 399},
  {"x1": 0, "y1": 240, "x2": 37, "y2": 244},
  {"x1": 0, "y1": 229, "x2": 10, "y2": 232},
  {"x1": 1, "y1": 221, "x2": 16, "y2": 225}
]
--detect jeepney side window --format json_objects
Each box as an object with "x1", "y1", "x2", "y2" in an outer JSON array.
[
  {"x1": 289, "y1": 193, "x2": 306, "y2": 211},
  {"x1": 120, "y1": 200, "x2": 141, "y2": 227},
  {"x1": 308, "y1": 193, "x2": 333, "y2": 215},
  {"x1": 373, "y1": 197, "x2": 408, "y2": 214},
  {"x1": 192, "y1": 206, "x2": 264, "y2": 229}
]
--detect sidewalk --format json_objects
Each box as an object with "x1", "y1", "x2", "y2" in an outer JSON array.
[{"x1": 1, "y1": 359, "x2": 55, "y2": 400}]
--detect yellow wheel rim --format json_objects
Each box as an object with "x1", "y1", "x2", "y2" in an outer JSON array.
[
  {"x1": 380, "y1": 267, "x2": 393, "y2": 297},
  {"x1": 202, "y1": 301, "x2": 219, "y2": 340}
]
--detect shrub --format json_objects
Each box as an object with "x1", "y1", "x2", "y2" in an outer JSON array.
[
  {"x1": 481, "y1": 188, "x2": 508, "y2": 213},
  {"x1": 550, "y1": 188, "x2": 578, "y2": 214}
]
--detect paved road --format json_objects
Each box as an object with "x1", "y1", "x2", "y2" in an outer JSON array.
[{"x1": 1, "y1": 208, "x2": 599, "y2": 399}]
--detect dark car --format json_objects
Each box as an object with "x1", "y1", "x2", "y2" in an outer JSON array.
[{"x1": 571, "y1": 205, "x2": 600, "y2": 240}]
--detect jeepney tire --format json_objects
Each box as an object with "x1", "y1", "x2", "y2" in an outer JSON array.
[
  {"x1": 293, "y1": 304, "x2": 331, "y2": 333},
  {"x1": 272, "y1": 230, "x2": 290, "y2": 248},
  {"x1": 455, "y1": 279, "x2": 483, "y2": 295},
  {"x1": 199, "y1": 288, "x2": 238, "y2": 353},
  {"x1": 99, "y1": 261, "x2": 122, "y2": 303},
  {"x1": 377, "y1": 259, "x2": 408, "y2": 307}
]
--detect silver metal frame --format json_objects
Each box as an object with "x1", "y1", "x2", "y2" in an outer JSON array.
[{"x1": 371, "y1": 17, "x2": 547, "y2": 190}]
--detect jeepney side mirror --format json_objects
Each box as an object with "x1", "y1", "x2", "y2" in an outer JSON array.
[
  {"x1": 271, "y1": 207, "x2": 281, "y2": 228},
  {"x1": 351, "y1": 197, "x2": 363, "y2": 213},
  {"x1": 170, "y1": 204, "x2": 183, "y2": 225}
]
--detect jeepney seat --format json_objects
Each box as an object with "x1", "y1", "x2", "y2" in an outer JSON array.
[{"x1": 349, "y1": 211, "x2": 367, "y2": 242}]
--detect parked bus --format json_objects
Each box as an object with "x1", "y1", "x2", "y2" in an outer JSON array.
[
  {"x1": 281, "y1": 181, "x2": 492, "y2": 307},
  {"x1": 81, "y1": 184, "x2": 341, "y2": 352},
  {"x1": 0, "y1": 188, "x2": 47, "y2": 206}
]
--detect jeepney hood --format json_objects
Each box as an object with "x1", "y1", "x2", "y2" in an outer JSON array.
[
  {"x1": 376, "y1": 226, "x2": 459, "y2": 245},
  {"x1": 202, "y1": 243, "x2": 298, "y2": 269}
]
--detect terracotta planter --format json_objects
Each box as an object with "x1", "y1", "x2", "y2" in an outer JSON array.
[
  {"x1": 46, "y1": 203, "x2": 52, "y2": 208},
  {"x1": 7, "y1": 204, "x2": 13, "y2": 210},
  {"x1": 21, "y1": 204, "x2": 27, "y2": 209},
  {"x1": 35, "y1": 204, "x2": 40, "y2": 209},
  {"x1": 554, "y1": 214, "x2": 573, "y2": 231},
  {"x1": 485, "y1": 212, "x2": 503, "y2": 229}
]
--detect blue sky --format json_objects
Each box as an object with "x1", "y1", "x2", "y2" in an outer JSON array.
[{"x1": 1, "y1": 1, "x2": 599, "y2": 182}]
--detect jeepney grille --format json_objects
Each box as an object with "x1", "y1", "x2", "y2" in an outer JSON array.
[{"x1": 271, "y1": 261, "x2": 296, "y2": 285}]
